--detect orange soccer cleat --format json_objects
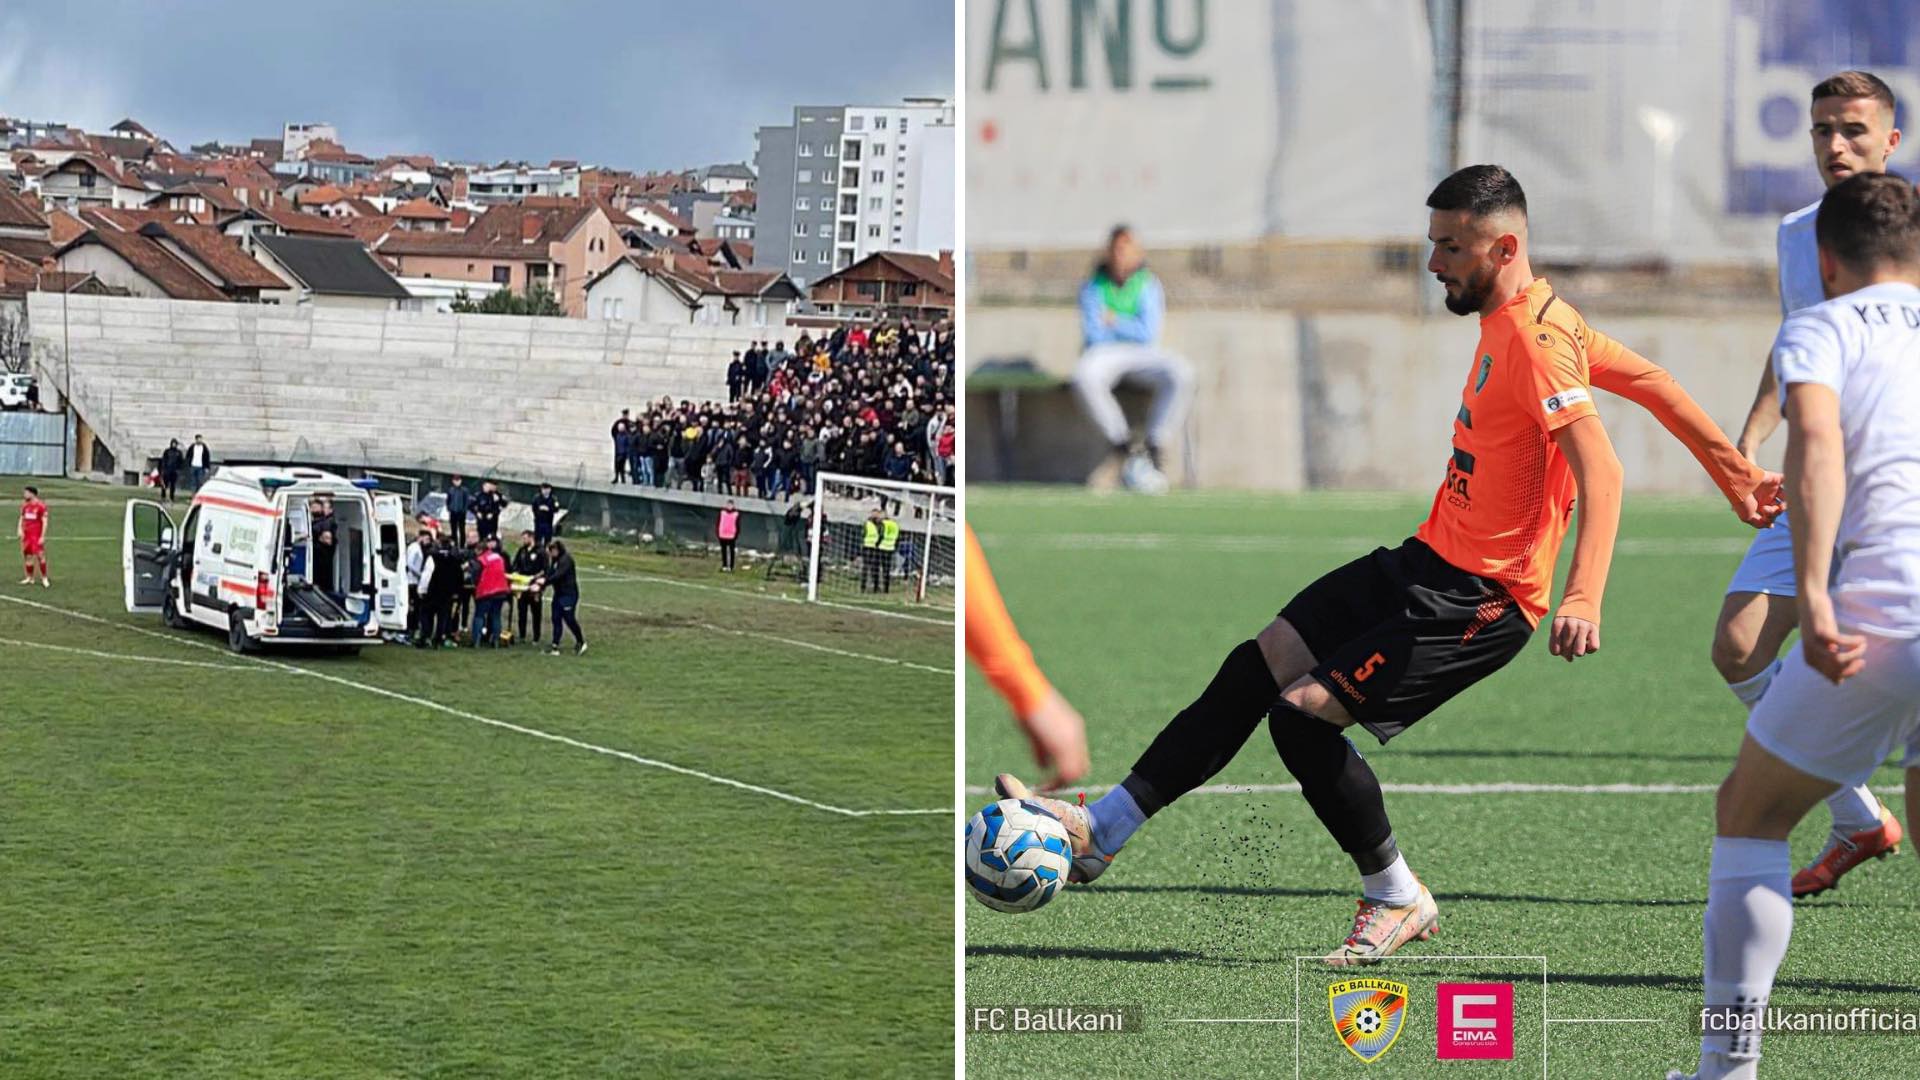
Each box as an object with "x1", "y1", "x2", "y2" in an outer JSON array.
[
  {"x1": 1792, "y1": 805, "x2": 1904, "y2": 898},
  {"x1": 1325, "y1": 883, "x2": 1439, "y2": 966},
  {"x1": 992, "y1": 773, "x2": 1115, "y2": 884}
]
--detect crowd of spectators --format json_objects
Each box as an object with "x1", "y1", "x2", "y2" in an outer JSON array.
[{"x1": 608, "y1": 317, "x2": 955, "y2": 500}]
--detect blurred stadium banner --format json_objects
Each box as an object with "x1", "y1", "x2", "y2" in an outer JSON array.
[
  {"x1": 968, "y1": 0, "x2": 1433, "y2": 248},
  {"x1": 969, "y1": 0, "x2": 1920, "y2": 264}
]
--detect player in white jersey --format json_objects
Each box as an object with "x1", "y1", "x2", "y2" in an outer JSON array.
[
  {"x1": 1671, "y1": 172, "x2": 1920, "y2": 1080},
  {"x1": 1713, "y1": 71, "x2": 1905, "y2": 897}
]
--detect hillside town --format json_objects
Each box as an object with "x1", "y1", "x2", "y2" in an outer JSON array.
[{"x1": 0, "y1": 105, "x2": 954, "y2": 331}]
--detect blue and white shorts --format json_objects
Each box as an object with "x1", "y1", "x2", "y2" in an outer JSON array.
[{"x1": 1726, "y1": 512, "x2": 1797, "y2": 598}]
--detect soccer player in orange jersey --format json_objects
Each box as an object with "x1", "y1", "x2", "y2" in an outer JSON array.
[
  {"x1": 995, "y1": 165, "x2": 1780, "y2": 963},
  {"x1": 966, "y1": 525, "x2": 1090, "y2": 790}
]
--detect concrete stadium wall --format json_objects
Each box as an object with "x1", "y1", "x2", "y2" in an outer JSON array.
[
  {"x1": 27, "y1": 294, "x2": 755, "y2": 492},
  {"x1": 966, "y1": 306, "x2": 1782, "y2": 494}
]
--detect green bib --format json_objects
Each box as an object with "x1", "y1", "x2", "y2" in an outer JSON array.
[{"x1": 1096, "y1": 269, "x2": 1151, "y2": 318}]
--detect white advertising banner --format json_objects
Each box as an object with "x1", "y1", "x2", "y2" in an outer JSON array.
[
  {"x1": 966, "y1": 0, "x2": 1435, "y2": 250},
  {"x1": 1462, "y1": 0, "x2": 1920, "y2": 264}
]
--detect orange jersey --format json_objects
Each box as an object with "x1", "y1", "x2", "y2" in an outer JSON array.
[
  {"x1": 964, "y1": 525, "x2": 1053, "y2": 718},
  {"x1": 1416, "y1": 278, "x2": 1603, "y2": 625}
]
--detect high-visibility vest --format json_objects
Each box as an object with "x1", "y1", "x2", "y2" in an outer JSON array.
[
  {"x1": 863, "y1": 520, "x2": 881, "y2": 549},
  {"x1": 879, "y1": 518, "x2": 900, "y2": 552}
]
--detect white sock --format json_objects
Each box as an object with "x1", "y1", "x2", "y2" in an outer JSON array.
[
  {"x1": 1698, "y1": 837, "x2": 1792, "y2": 1074},
  {"x1": 1824, "y1": 783, "x2": 1883, "y2": 835},
  {"x1": 1360, "y1": 854, "x2": 1421, "y2": 906},
  {"x1": 1087, "y1": 785, "x2": 1146, "y2": 855},
  {"x1": 1725, "y1": 659, "x2": 1782, "y2": 710}
]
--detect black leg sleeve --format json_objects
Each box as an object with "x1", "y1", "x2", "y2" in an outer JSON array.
[
  {"x1": 1268, "y1": 700, "x2": 1399, "y2": 872},
  {"x1": 1128, "y1": 640, "x2": 1282, "y2": 807}
]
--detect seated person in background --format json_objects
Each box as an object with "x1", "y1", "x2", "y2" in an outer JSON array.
[{"x1": 1073, "y1": 224, "x2": 1194, "y2": 494}]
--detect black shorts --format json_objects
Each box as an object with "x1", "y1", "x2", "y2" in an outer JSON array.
[{"x1": 1279, "y1": 537, "x2": 1533, "y2": 744}]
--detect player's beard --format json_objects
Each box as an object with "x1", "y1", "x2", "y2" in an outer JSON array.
[{"x1": 1441, "y1": 261, "x2": 1497, "y2": 316}]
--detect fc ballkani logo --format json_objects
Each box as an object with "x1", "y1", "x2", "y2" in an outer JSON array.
[{"x1": 1329, "y1": 978, "x2": 1409, "y2": 1064}]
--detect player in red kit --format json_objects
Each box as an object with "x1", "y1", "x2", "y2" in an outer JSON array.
[{"x1": 18, "y1": 486, "x2": 48, "y2": 587}]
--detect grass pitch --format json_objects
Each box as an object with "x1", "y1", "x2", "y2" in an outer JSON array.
[
  {"x1": 0, "y1": 476, "x2": 953, "y2": 1079},
  {"x1": 965, "y1": 486, "x2": 1919, "y2": 1080}
]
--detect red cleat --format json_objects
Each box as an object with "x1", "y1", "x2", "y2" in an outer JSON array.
[{"x1": 1792, "y1": 806, "x2": 1903, "y2": 898}]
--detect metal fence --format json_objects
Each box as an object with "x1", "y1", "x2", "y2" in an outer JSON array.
[{"x1": 0, "y1": 412, "x2": 64, "y2": 476}]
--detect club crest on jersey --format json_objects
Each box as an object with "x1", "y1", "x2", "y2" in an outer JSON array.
[
  {"x1": 1329, "y1": 978, "x2": 1408, "y2": 1064},
  {"x1": 1474, "y1": 354, "x2": 1493, "y2": 393}
]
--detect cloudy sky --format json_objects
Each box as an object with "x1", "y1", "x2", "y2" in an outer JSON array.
[{"x1": 0, "y1": 1, "x2": 953, "y2": 169}]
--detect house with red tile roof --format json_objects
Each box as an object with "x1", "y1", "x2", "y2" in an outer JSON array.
[
  {"x1": 807, "y1": 250, "x2": 954, "y2": 321},
  {"x1": 36, "y1": 153, "x2": 150, "y2": 210},
  {"x1": 196, "y1": 158, "x2": 284, "y2": 208},
  {"x1": 109, "y1": 118, "x2": 158, "y2": 142},
  {"x1": 52, "y1": 225, "x2": 232, "y2": 301},
  {"x1": 583, "y1": 252, "x2": 800, "y2": 328},
  {"x1": 296, "y1": 183, "x2": 349, "y2": 208},
  {"x1": 627, "y1": 201, "x2": 692, "y2": 238},
  {"x1": 78, "y1": 207, "x2": 199, "y2": 232},
  {"x1": 64, "y1": 208, "x2": 288, "y2": 302},
  {"x1": 46, "y1": 208, "x2": 87, "y2": 246},
  {"x1": 374, "y1": 199, "x2": 621, "y2": 316},
  {"x1": 346, "y1": 215, "x2": 402, "y2": 248},
  {"x1": 133, "y1": 220, "x2": 290, "y2": 300},
  {"x1": 154, "y1": 181, "x2": 246, "y2": 224},
  {"x1": 0, "y1": 187, "x2": 54, "y2": 311},
  {"x1": 0, "y1": 264, "x2": 123, "y2": 307},
  {"x1": 389, "y1": 197, "x2": 452, "y2": 231}
]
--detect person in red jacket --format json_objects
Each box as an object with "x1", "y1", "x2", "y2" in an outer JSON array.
[
  {"x1": 469, "y1": 537, "x2": 512, "y2": 647},
  {"x1": 717, "y1": 501, "x2": 741, "y2": 572}
]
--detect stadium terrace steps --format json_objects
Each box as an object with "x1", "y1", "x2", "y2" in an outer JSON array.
[{"x1": 30, "y1": 293, "x2": 735, "y2": 483}]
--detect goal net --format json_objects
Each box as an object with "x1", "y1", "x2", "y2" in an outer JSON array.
[{"x1": 807, "y1": 472, "x2": 955, "y2": 614}]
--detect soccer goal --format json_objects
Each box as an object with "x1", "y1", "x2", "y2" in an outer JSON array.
[{"x1": 807, "y1": 472, "x2": 956, "y2": 613}]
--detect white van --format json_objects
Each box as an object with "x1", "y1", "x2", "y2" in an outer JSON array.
[
  {"x1": 0, "y1": 372, "x2": 33, "y2": 410},
  {"x1": 123, "y1": 465, "x2": 410, "y2": 653}
]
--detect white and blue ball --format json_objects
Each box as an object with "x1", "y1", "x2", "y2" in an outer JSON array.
[{"x1": 964, "y1": 798, "x2": 1073, "y2": 913}]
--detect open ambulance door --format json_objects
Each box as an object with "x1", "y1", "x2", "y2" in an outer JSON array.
[
  {"x1": 123, "y1": 499, "x2": 176, "y2": 613},
  {"x1": 372, "y1": 492, "x2": 409, "y2": 634}
]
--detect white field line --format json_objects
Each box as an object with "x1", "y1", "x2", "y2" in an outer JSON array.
[
  {"x1": 816, "y1": 596, "x2": 955, "y2": 623},
  {"x1": 968, "y1": 489, "x2": 1425, "y2": 511},
  {"x1": 575, "y1": 566, "x2": 952, "y2": 626},
  {"x1": 968, "y1": 489, "x2": 1736, "y2": 513},
  {"x1": 965, "y1": 782, "x2": 1909, "y2": 797},
  {"x1": 578, "y1": 599, "x2": 952, "y2": 676},
  {"x1": 0, "y1": 594, "x2": 949, "y2": 818},
  {"x1": 0, "y1": 635, "x2": 266, "y2": 672},
  {"x1": 973, "y1": 533, "x2": 1753, "y2": 557}
]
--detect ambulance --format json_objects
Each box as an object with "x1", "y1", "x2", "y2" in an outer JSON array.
[{"x1": 123, "y1": 465, "x2": 410, "y2": 653}]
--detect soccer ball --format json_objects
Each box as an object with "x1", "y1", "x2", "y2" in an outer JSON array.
[
  {"x1": 1354, "y1": 1007, "x2": 1382, "y2": 1035},
  {"x1": 964, "y1": 798, "x2": 1073, "y2": 914},
  {"x1": 1120, "y1": 453, "x2": 1170, "y2": 495}
]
